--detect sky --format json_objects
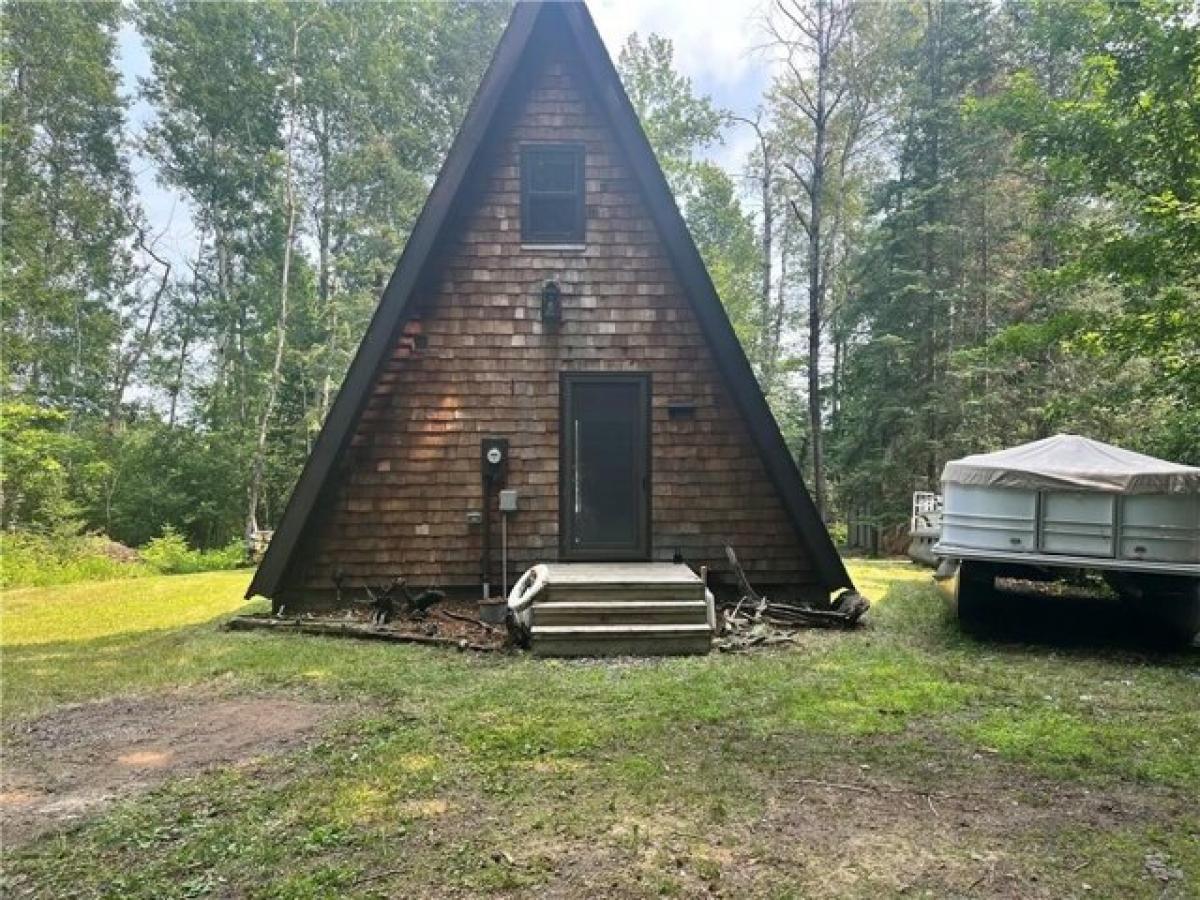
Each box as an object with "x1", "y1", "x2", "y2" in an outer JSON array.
[
  {"x1": 590, "y1": 0, "x2": 774, "y2": 158},
  {"x1": 119, "y1": 0, "x2": 777, "y2": 267}
]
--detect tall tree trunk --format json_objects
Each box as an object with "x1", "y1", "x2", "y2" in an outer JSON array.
[
  {"x1": 110, "y1": 226, "x2": 171, "y2": 428},
  {"x1": 211, "y1": 233, "x2": 233, "y2": 422},
  {"x1": 767, "y1": 218, "x2": 790, "y2": 392},
  {"x1": 236, "y1": 293, "x2": 248, "y2": 427},
  {"x1": 246, "y1": 17, "x2": 304, "y2": 539},
  {"x1": 169, "y1": 245, "x2": 205, "y2": 428},
  {"x1": 806, "y1": 0, "x2": 830, "y2": 520},
  {"x1": 774, "y1": 0, "x2": 863, "y2": 521},
  {"x1": 922, "y1": 0, "x2": 943, "y2": 484},
  {"x1": 807, "y1": 239, "x2": 825, "y2": 519},
  {"x1": 316, "y1": 119, "x2": 335, "y2": 424},
  {"x1": 759, "y1": 157, "x2": 774, "y2": 379},
  {"x1": 831, "y1": 332, "x2": 842, "y2": 420},
  {"x1": 732, "y1": 113, "x2": 775, "y2": 385}
]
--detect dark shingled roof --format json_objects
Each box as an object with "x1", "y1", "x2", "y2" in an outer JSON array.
[{"x1": 248, "y1": 0, "x2": 852, "y2": 599}]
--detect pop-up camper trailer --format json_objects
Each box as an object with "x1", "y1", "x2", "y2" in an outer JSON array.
[{"x1": 935, "y1": 434, "x2": 1200, "y2": 643}]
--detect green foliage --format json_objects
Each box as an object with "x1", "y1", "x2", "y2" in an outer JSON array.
[
  {"x1": 0, "y1": 403, "x2": 247, "y2": 550},
  {"x1": 1, "y1": 0, "x2": 134, "y2": 413},
  {"x1": 830, "y1": 0, "x2": 1198, "y2": 528},
  {"x1": 139, "y1": 527, "x2": 244, "y2": 576},
  {"x1": 2, "y1": 2, "x2": 508, "y2": 547},
  {"x1": 617, "y1": 33, "x2": 767, "y2": 385},
  {"x1": 1067, "y1": 285, "x2": 1200, "y2": 464},
  {"x1": 90, "y1": 423, "x2": 249, "y2": 548},
  {"x1": 1, "y1": 0, "x2": 1193, "y2": 555},
  {"x1": 0, "y1": 526, "x2": 243, "y2": 588},
  {"x1": 0, "y1": 402, "x2": 85, "y2": 532},
  {"x1": 972, "y1": 0, "x2": 1200, "y2": 467},
  {"x1": 617, "y1": 33, "x2": 725, "y2": 200},
  {"x1": 686, "y1": 162, "x2": 763, "y2": 345},
  {"x1": 0, "y1": 531, "x2": 144, "y2": 588},
  {"x1": 831, "y1": 0, "x2": 1022, "y2": 519},
  {"x1": 825, "y1": 520, "x2": 848, "y2": 547},
  {"x1": 995, "y1": 0, "x2": 1200, "y2": 283}
]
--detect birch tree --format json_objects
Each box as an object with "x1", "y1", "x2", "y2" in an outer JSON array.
[
  {"x1": 767, "y1": 0, "x2": 881, "y2": 520},
  {"x1": 246, "y1": 11, "x2": 309, "y2": 540},
  {"x1": 1, "y1": 1, "x2": 135, "y2": 415}
]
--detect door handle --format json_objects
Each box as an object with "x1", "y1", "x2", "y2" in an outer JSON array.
[{"x1": 574, "y1": 417, "x2": 581, "y2": 516}]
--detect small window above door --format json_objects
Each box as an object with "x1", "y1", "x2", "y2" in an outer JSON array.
[{"x1": 520, "y1": 144, "x2": 585, "y2": 244}]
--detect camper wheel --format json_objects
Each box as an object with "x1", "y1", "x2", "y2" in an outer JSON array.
[
  {"x1": 1142, "y1": 576, "x2": 1200, "y2": 647},
  {"x1": 956, "y1": 560, "x2": 1000, "y2": 630},
  {"x1": 1105, "y1": 572, "x2": 1200, "y2": 646}
]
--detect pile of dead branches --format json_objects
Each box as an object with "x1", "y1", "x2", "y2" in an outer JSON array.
[
  {"x1": 716, "y1": 546, "x2": 869, "y2": 651},
  {"x1": 723, "y1": 591, "x2": 870, "y2": 630}
]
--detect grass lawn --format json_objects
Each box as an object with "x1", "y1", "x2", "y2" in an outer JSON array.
[{"x1": 2, "y1": 561, "x2": 1197, "y2": 898}]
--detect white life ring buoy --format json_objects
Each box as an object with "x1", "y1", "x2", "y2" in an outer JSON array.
[{"x1": 507, "y1": 564, "x2": 548, "y2": 614}]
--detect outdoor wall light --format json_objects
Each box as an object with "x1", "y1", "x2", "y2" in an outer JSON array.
[{"x1": 540, "y1": 280, "x2": 562, "y2": 326}]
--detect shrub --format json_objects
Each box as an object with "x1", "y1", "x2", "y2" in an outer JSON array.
[
  {"x1": 0, "y1": 530, "x2": 147, "y2": 588},
  {"x1": 0, "y1": 527, "x2": 247, "y2": 588},
  {"x1": 827, "y1": 521, "x2": 849, "y2": 548},
  {"x1": 140, "y1": 527, "x2": 245, "y2": 575}
]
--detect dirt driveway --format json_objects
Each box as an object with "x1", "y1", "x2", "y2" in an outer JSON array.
[{"x1": 1, "y1": 693, "x2": 339, "y2": 846}]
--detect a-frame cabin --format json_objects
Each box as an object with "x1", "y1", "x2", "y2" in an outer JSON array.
[{"x1": 248, "y1": 0, "x2": 852, "y2": 651}]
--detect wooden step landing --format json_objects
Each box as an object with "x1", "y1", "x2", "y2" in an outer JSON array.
[
  {"x1": 538, "y1": 562, "x2": 704, "y2": 603},
  {"x1": 538, "y1": 562, "x2": 704, "y2": 584},
  {"x1": 525, "y1": 563, "x2": 712, "y2": 656}
]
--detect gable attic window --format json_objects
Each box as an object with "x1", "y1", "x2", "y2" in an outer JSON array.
[{"x1": 520, "y1": 144, "x2": 585, "y2": 244}]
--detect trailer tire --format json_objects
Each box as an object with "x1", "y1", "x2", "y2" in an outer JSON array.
[
  {"x1": 1106, "y1": 573, "x2": 1199, "y2": 646},
  {"x1": 956, "y1": 560, "x2": 1000, "y2": 631},
  {"x1": 1145, "y1": 577, "x2": 1200, "y2": 647}
]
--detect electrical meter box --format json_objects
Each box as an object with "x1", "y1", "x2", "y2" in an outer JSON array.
[{"x1": 481, "y1": 438, "x2": 509, "y2": 481}]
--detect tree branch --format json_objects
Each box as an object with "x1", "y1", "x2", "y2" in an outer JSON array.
[
  {"x1": 782, "y1": 160, "x2": 815, "y2": 200},
  {"x1": 788, "y1": 197, "x2": 813, "y2": 238},
  {"x1": 774, "y1": 0, "x2": 820, "y2": 43}
]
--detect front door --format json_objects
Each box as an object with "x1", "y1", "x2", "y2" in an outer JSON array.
[{"x1": 560, "y1": 373, "x2": 651, "y2": 560}]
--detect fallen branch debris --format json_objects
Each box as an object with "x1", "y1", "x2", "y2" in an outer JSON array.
[
  {"x1": 717, "y1": 546, "x2": 870, "y2": 650},
  {"x1": 438, "y1": 609, "x2": 499, "y2": 633},
  {"x1": 225, "y1": 614, "x2": 500, "y2": 652}
]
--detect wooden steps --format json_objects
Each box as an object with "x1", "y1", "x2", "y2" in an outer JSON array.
[
  {"x1": 532, "y1": 624, "x2": 713, "y2": 657},
  {"x1": 526, "y1": 563, "x2": 712, "y2": 656},
  {"x1": 533, "y1": 601, "x2": 708, "y2": 626}
]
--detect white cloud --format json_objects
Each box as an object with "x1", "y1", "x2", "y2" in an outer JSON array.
[
  {"x1": 589, "y1": 0, "x2": 771, "y2": 105},
  {"x1": 588, "y1": 0, "x2": 778, "y2": 180}
]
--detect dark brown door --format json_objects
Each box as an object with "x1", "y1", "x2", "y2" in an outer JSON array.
[{"x1": 560, "y1": 373, "x2": 651, "y2": 560}]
